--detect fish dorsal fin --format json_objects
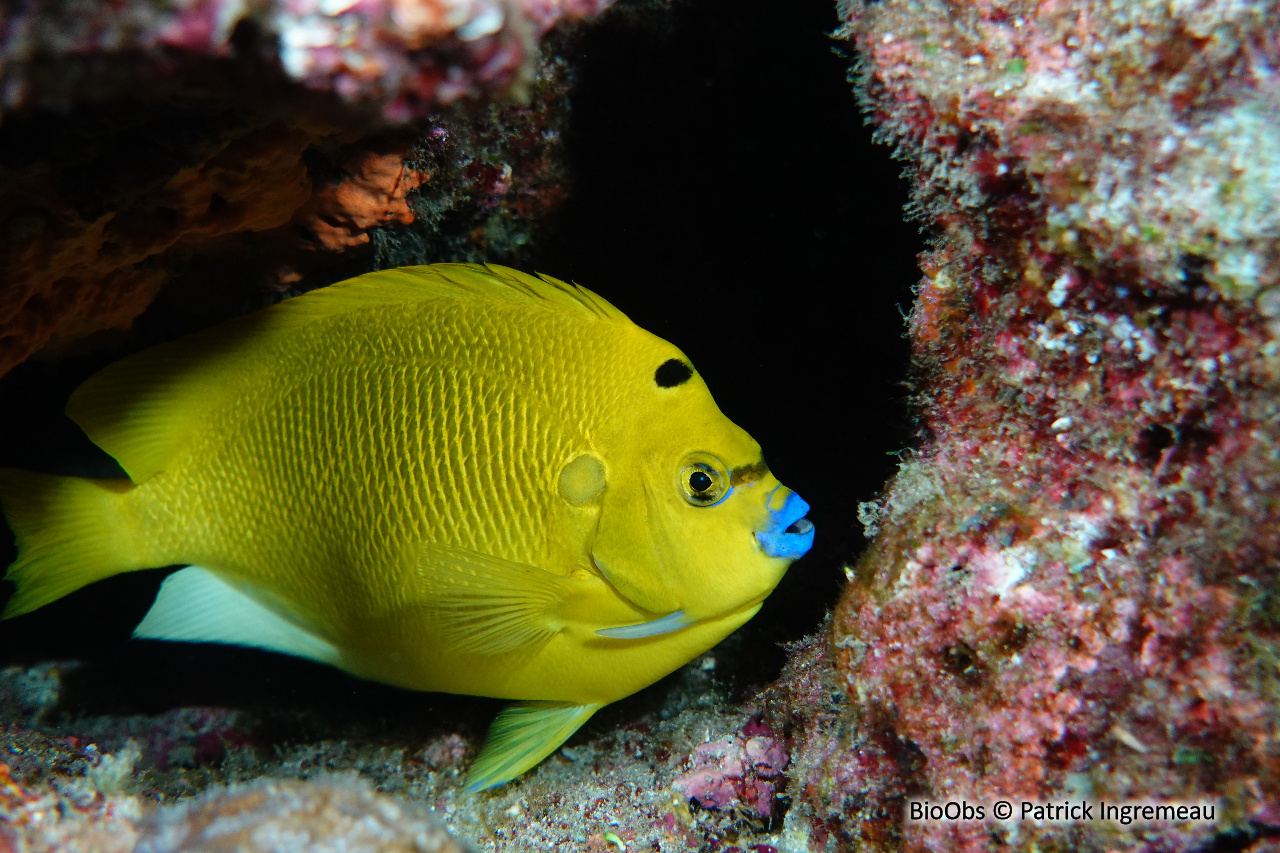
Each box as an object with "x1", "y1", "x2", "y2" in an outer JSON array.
[
  {"x1": 257, "y1": 264, "x2": 629, "y2": 323},
  {"x1": 417, "y1": 544, "x2": 568, "y2": 655},
  {"x1": 465, "y1": 701, "x2": 601, "y2": 792},
  {"x1": 133, "y1": 566, "x2": 342, "y2": 666},
  {"x1": 68, "y1": 264, "x2": 626, "y2": 484},
  {"x1": 432, "y1": 264, "x2": 628, "y2": 322},
  {"x1": 66, "y1": 314, "x2": 270, "y2": 484}
]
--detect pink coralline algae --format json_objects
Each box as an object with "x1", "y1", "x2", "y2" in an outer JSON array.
[
  {"x1": 816, "y1": 0, "x2": 1280, "y2": 851},
  {"x1": 673, "y1": 721, "x2": 789, "y2": 820},
  {"x1": 0, "y1": 0, "x2": 612, "y2": 122}
]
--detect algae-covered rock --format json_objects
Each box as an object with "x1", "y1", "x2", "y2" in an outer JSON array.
[{"x1": 817, "y1": 1, "x2": 1280, "y2": 850}]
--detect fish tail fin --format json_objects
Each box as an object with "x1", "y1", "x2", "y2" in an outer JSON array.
[
  {"x1": 0, "y1": 469, "x2": 144, "y2": 618},
  {"x1": 464, "y1": 701, "x2": 601, "y2": 793}
]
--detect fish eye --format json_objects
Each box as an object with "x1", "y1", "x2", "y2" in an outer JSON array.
[{"x1": 677, "y1": 455, "x2": 730, "y2": 507}]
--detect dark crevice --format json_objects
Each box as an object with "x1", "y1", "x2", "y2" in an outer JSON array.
[{"x1": 535, "y1": 0, "x2": 919, "y2": 683}]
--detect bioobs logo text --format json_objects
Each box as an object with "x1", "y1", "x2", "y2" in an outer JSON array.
[
  {"x1": 909, "y1": 801, "x2": 987, "y2": 822},
  {"x1": 907, "y1": 799, "x2": 1218, "y2": 826}
]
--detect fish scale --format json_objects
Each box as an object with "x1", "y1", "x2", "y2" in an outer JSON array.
[{"x1": 0, "y1": 263, "x2": 815, "y2": 790}]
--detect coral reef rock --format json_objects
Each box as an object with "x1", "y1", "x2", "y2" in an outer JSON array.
[
  {"x1": 0, "y1": 0, "x2": 610, "y2": 121},
  {"x1": 673, "y1": 721, "x2": 790, "y2": 820},
  {"x1": 0, "y1": 0, "x2": 591, "y2": 378},
  {"x1": 0, "y1": 768, "x2": 467, "y2": 853},
  {"x1": 135, "y1": 775, "x2": 467, "y2": 853},
  {"x1": 818, "y1": 0, "x2": 1280, "y2": 851},
  {"x1": 0, "y1": 653, "x2": 810, "y2": 853}
]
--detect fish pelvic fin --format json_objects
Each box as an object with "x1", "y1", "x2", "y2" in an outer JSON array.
[
  {"x1": 595, "y1": 609, "x2": 695, "y2": 639},
  {"x1": 0, "y1": 470, "x2": 146, "y2": 618},
  {"x1": 464, "y1": 701, "x2": 601, "y2": 793},
  {"x1": 417, "y1": 544, "x2": 568, "y2": 656}
]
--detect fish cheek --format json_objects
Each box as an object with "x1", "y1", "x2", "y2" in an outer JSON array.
[
  {"x1": 590, "y1": 477, "x2": 682, "y2": 615},
  {"x1": 671, "y1": 487, "x2": 783, "y2": 618}
]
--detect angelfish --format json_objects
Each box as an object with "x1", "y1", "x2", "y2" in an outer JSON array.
[{"x1": 0, "y1": 264, "x2": 815, "y2": 790}]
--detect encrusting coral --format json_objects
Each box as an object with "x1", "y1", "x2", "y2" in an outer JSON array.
[{"x1": 801, "y1": 0, "x2": 1280, "y2": 850}]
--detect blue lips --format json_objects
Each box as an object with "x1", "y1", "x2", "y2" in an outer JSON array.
[{"x1": 755, "y1": 491, "x2": 815, "y2": 559}]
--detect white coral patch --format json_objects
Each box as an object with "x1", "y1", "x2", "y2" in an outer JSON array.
[
  {"x1": 1020, "y1": 65, "x2": 1097, "y2": 106},
  {"x1": 275, "y1": 15, "x2": 342, "y2": 77},
  {"x1": 318, "y1": 0, "x2": 360, "y2": 14},
  {"x1": 1047, "y1": 272, "x2": 1073, "y2": 306},
  {"x1": 457, "y1": 3, "x2": 505, "y2": 40},
  {"x1": 1167, "y1": 99, "x2": 1280, "y2": 295},
  {"x1": 972, "y1": 545, "x2": 1038, "y2": 596},
  {"x1": 1033, "y1": 322, "x2": 1075, "y2": 353}
]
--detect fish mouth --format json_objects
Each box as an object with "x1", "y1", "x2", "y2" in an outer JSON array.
[{"x1": 755, "y1": 490, "x2": 815, "y2": 559}]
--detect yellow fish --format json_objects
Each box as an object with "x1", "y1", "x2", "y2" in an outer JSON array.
[{"x1": 0, "y1": 264, "x2": 814, "y2": 790}]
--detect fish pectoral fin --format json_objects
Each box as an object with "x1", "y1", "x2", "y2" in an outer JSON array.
[
  {"x1": 133, "y1": 566, "x2": 342, "y2": 666},
  {"x1": 595, "y1": 609, "x2": 695, "y2": 639},
  {"x1": 417, "y1": 544, "x2": 567, "y2": 656},
  {"x1": 464, "y1": 701, "x2": 601, "y2": 792}
]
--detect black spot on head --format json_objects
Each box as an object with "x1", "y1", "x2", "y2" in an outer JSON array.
[{"x1": 654, "y1": 358, "x2": 692, "y2": 388}]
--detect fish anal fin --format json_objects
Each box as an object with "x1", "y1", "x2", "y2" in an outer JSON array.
[
  {"x1": 464, "y1": 701, "x2": 600, "y2": 792},
  {"x1": 133, "y1": 566, "x2": 341, "y2": 666},
  {"x1": 417, "y1": 544, "x2": 567, "y2": 656}
]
